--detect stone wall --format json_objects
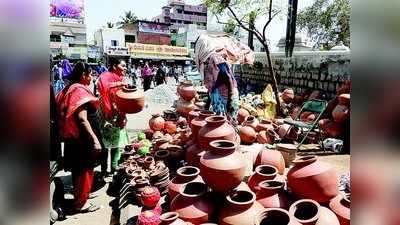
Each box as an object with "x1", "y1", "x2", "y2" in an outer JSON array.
[{"x1": 233, "y1": 50, "x2": 350, "y2": 99}]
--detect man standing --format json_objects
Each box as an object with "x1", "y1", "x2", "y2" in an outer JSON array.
[{"x1": 155, "y1": 62, "x2": 167, "y2": 86}]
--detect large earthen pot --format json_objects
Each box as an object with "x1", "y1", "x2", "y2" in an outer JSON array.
[
  {"x1": 185, "y1": 144, "x2": 204, "y2": 167},
  {"x1": 218, "y1": 190, "x2": 264, "y2": 225},
  {"x1": 237, "y1": 108, "x2": 250, "y2": 124},
  {"x1": 248, "y1": 165, "x2": 280, "y2": 192},
  {"x1": 256, "y1": 180, "x2": 289, "y2": 209},
  {"x1": 254, "y1": 149, "x2": 285, "y2": 175},
  {"x1": 149, "y1": 114, "x2": 165, "y2": 131},
  {"x1": 197, "y1": 116, "x2": 236, "y2": 149},
  {"x1": 115, "y1": 85, "x2": 145, "y2": 114},
  {"x1": 160, "y1": 212, "x2": 188, "y2": 225},
  {"x1": 281, "y1": 88, "x2": 295, "y2": 103},
  {"x1": 178, "y1": 81, "x2": 197, "y2": 101},
  {"x1": 255, "y1": 208, "x2": 301, "y2": 225},
  {"x1": 168, "y1": 166, "x2": 204, "y2": 200},
  {"x1": 287, "y1": 156, "x2": 339, "y2": 203},
  {"x1": 256, "y1": 119, "x2": 275, "y2": 132},
  {"x1": 242, "y1": 116, "x2": 259, "y2": 130},
  {"x1": 257, "y1": 129, "x2": 279, "y2": 145},
  {"x1": 329, "y1": 194, "x2": 350, "y2": 225},
  {"x1": 170, "y1": 182, "x2": 216, "y2": 224},
  {"x1": 332, "y1": 104, "x2": 349, "y2": 123},
  {"x1": 239, "y1": 126, "x2": 257, "y2": 145},
  {"x1": 190, "y1": 110, "x2": 215, "y2": 139},
  {"x1": 188, "y1": 109, "x2": 201, "y2": 124},
  {"x1": 200, "y1": 140, "x2": 245, "y2": 193},
  {"x1": 177, "y1": 98, "x2": 196, "y2": 117},
  {"x1": 289, "y1": 199, "x2": 340, "y2": 225}
]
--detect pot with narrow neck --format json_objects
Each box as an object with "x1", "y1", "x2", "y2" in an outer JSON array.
[
  {"x1": 248, "y1": 165, "x2": 280, "y2": 192},
  {"x1": 197, "y1": 116, "x2": 236, "y2": 149},
  {"x1": 255, "y1": 208, "x2": 301, "y2": 225},
  {"x1": 256, "y1": 180, "x2": 289, "y2": 209},
  {"x1": 289, "y1": 199, "x2": 340, "y2": 225},
  {"x1": 242, "y1": 116, "x2": 259, "y2": 130},
  {"x1": 115, "y1": 85, "x2": 145, "y2": 114},
  {"x1": 329, "y1": 193, "x2": 350, "y2": 225},
  {"x1": 190, "y1": 110, "x2": 215, "y2": 139},
  {"x1": 168, "y1": 166, "x2": 204, "y2": 200}
]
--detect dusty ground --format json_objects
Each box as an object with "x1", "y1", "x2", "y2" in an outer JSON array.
[{"x1": 56, "y1": 86, "x2": 350, "y2": 225}]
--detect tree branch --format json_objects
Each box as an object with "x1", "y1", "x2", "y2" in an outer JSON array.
[
  {"x1": 262, "y1": 10, "x2": 280, "y2": 40},
  {"x1": 226, "y1": 6, "x2": 264, "y2": 42}
]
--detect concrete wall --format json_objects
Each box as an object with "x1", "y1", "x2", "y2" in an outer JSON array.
[
  {"x1": 95, "y1": 28, "x2": 126, "y2": 53},
  {"x1": 233, "y1": 50, "x2": 350, "y2": 99}
]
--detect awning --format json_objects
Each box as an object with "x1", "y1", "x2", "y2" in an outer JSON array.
[{"x1": 130, "y1": 53, "x2": 193, "y2": 61}]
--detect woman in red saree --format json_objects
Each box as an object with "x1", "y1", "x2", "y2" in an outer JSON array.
[{"x1": 56, "y1": 62, "x2": 102, "y2": 213}]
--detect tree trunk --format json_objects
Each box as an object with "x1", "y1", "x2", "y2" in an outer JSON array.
[{"x1": 263, "y1": 43, "x2": 282, "y2": 116}]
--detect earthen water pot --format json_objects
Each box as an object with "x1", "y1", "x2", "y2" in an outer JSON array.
[
  {"x1": 165, "y1": 121, "x2": 177, "y2": 134},
  {"x1": 168, "y1": 166, "x2": 204, "y2": 200},
  {"x1": 185, "y1": 143, "x2": 205, "y2": 167},
  {"x1": 289, "y1": 199, "x2": 340, "y2": 225},
  {"x1": 239, "y1": 126, "x2": 257, "y2": 145},
  {"x1": 256, "y1": 119, "x2": 274, "y2": 132},
  {"x1": 170, "y1": 182, "x2": 216, "y2": 224},
  {"x1": 332, "y1": 104, "x2": 349, "y2": 123},
  {"x1": 287, "y1": 156, "x2": 339, "y2": 203},
  {"x1": 254, "y1": 149, "x2": 286, "y2": 175},
  {"x1": 177, "y1": 98, "x2": 196, "y2": 118},
  {"x1": 257, "y1": 129, "x2": 279, "y2": 144},
  {"x1": 140, "y1": 186, "x2": 161, "y2": 208},
  {"x1": 115, "y1": 85, "x2": 145, "y2": 114},
  {"x1": 248, "y1": 165, "x2": 281, "y2": 192},
  {"x1": 178, "y1": 80, "x2": 197, "y2": 101},
  {"x1": 188, "y1": 109, "x2": 201, "y2": 124},
  {"x1": 255, "y1": 208, "x2": 301, "y2": 225},
  {"x1": 149, "y1": 113, "x2": 165, "y2": 131},
  {"x1": 329, "y1": 193, "x2": 350, "y2": 225},
  {"x1": 200, "y1": 140, "x2": 245, "y2": 193},
  {"x1": 197, "y1": 116, "x2": 236, "y2": 149},
  {"x1": 256, "y1": 180, "x2": 289, "y2": 209},
  {"x1": 160, "y1": 212, "x2": 188, "y2": 225},
  {"x1": 281, "y1": 88, "x2": 295, "y2": 103},
  {"x1": 237, "y1": 108, "x2": 250, "y2": 124},
  {"x1": 190, "y1": 110, "x2": 215, "y2": 139},
  {"x1": 242, "y1": 116, "x2": 259, "y2": 130},
  {"x1": 337, "y1": 94, "x2": 350, "y2": 106},
  {"x1": 218, "y1": 190, "x2": 264, "y2": 225}
]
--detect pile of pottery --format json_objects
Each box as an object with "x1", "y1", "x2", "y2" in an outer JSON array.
[
  {"x1": 175, "y1": 81, "x2": 201, "y2": 118},
  {"x1": 319, "y1": 93, "x2": 350, "y2": 138}
]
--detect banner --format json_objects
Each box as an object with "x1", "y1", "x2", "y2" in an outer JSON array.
[
  {"x1": 50, "y1": 0, "x2": 85, "y2": 19},
  {"x1": 138, "y1": 21, "x2": 170, "y2": 35},
  {"x1": 127, "y1": 43, "x2": 188, "y2": 56}
]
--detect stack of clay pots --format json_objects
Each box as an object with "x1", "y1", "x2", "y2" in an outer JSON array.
[
  {"x1": 319, "y1": 93, "x2": 350, "y2": 138},
  {"x1": 176, "y1": 81, "x2": 198, "y2": 118}
]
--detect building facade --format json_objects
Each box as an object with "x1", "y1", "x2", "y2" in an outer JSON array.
[
  {"x1": 123, "y1": 20, "x2": 172, "y2": 46},
  {"x1": 94, "y1": 28, "x2": 126, "y2": 54}
]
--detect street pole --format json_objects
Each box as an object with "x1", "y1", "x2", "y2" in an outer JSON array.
[{"x1": 285, "y1": 0, "x2": 298, "y2": 58}]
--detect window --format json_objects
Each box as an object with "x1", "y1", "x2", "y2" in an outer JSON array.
[
  {"x1": 111, "y1": 40, "x2": 118, "y2": 46},
  {"x1": 125, "y1": 35, "x2": 136, "y2": 43},
  {"x1": 50, "y1": 34, "x2": 61, "y2": 42}
]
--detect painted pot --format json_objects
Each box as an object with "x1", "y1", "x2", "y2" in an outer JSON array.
[
  {"x1": 190, "y1": 110, "x2": 215, "y2": 139},
  {"x1": 115, "y1": 85, "x2": 145, "y2": 114},
  {"x1": 254, "y1": 149, "x2": 286, "y2": 175},
  {"x1": 200, "y1": 140, "x2": 245, "y2": 193},
  {"x1": 137, "y1": 210, "x2": 161, "y2": 225},
  {"x1": 140, "y1": 186, "x2": 161, "y2": 208},
  {"x1": 289, "y1": 199, "x2": 340, "y2": 225},
  {"x1": 237, "y1": 108, "x2": 250, "y2": 124},
  {"x1": 242, "y1": 116, "x2": 259, "y2": 130},
  {"x1": 197, "y1": 116, "x2": 236, "y2": 149},
  {"x1": 239, "y1": 126, "x2": 257, "y2": 145},
  {"x1": 255, "y1": 208, "x2": 301, "y2": 225},
  {"x1": 256, "y1": 180, "x2": 289, "y2": 209},
  {"x1": 287, "y1": 156, "x2": 339, "y2": 203},
  {"x1": 149, "y1": 114, "x2": 165, "y2": 131},
  {"x1": 329, "y1": 194, "x2": 350, "y2": 225},
  {"x1": 248, "y1": 165, "x2": 280, "y2": 192},
  {"x1": 168, "y1": 166, "x2": 204, "y2": 200},
  {"x1": 178, "y1": 81, "x2": 197, "y2": 101}
]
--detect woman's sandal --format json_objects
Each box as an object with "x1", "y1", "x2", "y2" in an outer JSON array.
[{"x1": 79, "y1": 203, "x2": 103, "y2": 213}]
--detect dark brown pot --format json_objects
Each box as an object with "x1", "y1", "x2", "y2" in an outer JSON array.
[
  {"x1": 239, "y1": 126, "x2": 257, "y2": 144},
  {"x1": 254, "y1": 149, "x2": 286, "y2": 175},
  {"x1": 115, "y1": 85, "x2": 145, "y2": 114},
  {"x1": 160, "y1": 212, "x2": 188, "y2": 225},
  {"x1": 200, "y1": 140, "x2": 245, "y2": 193},
  {"x1": 256, "y1": 180, "x2": 289, "y2": 209},
  {"x1": 289, "y1": 199, "x2": 340, "y2": 225},
  {"x1": 256, "y1": 119, "x2": 274, "y2": 132},
  {"x1": 154, "y1": 150, "x2": 170, "y2": 161},
  {"x1": 170, "y1": 182, "x2": 216, "y2": 224},
  {"x1": 168, "y1": 166, "x2": 204, "y2": 200},
  {"x1": 242, "y1": 116, "x2": 259, "y2": 130},
  {"x1": 329, "y1": 194, "x2": 350, "y2": 225},
  {"x1": 149, "y1": 113, "x2": 165, "y2": 131},
  {"x1": 248, "y1": 165, "x2": 279, "y2": 192},
  {"x1": 218, "y1": 190, "x2": 264, "y2": 225},
  {"x1": 188, "y1": 109, "x2": 201, "y2": 124},
  {"x1": 255, "y1": 208, "x2": 301, "y2": 225},
  {"x1": 287, "y1": 156, "x2": 339, "y2": 203},
  {"x1": 178, "y1": 81, "x2": 197, "y2": 101},
  {"x1": 190, "y1": 110, "x2": 216, "y2": 139},
  {"x1": 237, "y1": 108, "x2": 250, "y2": 124},
  {"x1": 185, "y1": 143, "x2": 205, "y2": 167},
  {"x1": 197, "y1": 116, "x2": 236, "y2": 149}
]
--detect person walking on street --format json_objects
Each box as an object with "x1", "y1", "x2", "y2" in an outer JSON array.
[
  {"x1": 142, "y1": 62, "x2": 153, "y2": 91},
  {"x1": 155, "y1": 62, "x2": 167, "y2": 86}
]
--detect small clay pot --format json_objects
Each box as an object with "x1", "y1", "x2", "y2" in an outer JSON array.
[
  {"x1": 239, "y1": 126, "x2": 257, "y2": 144},
  {"x1": 237, "y1": 108, "x2": 250, "y2": 124},
  {"x1": 256, "y1": 119, "x2": 274, "y2": 132},
  {"x1": 137, "y1": 210, "x2": 161, "y2": 225},
  {"x1": 144, "y1": 156, "x2": 155, "y2": 169},
  {"x1": 190, "y1": 110, "x2": 216, "y2": 139},
  {"x1": 178, "y1": 80, "x2": 197, "y2": 101},
  {"x1": 140, "y1": 186, "x2": 161, "y2": 208},
  {"x1": 248, "y1": 165, "x2": 279, "y2": 192},
  {"x1": 165, "y1": 121, "x2": 177, "y2": 134},
  {"x1": 257, "y1": 129, "x2": 279, "y2": 144},
  {"x1": 289, "y1": 199, "x2": 340, "y2": 225},
  {"x1": 149, "y1": 113, "x2": 165, "y2": 131},
  {"x1": 168, "y1": 166, "x2": 204, "y2": 200},
  {"x1": 242, "y1": 116, "x2": 259, "y2": 130},
  {"x1": 256, "y1": 180, "x2": 289, "y2": 209}
]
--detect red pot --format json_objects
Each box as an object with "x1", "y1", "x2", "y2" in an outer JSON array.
[
  {"x1": 254, "y1": 149, "x2": 285, "y2": 175},
  {"x1": 140, "y1": 186, "x2": 161, "y2": 208},
  {"x1": 255, "y1": 208, "x2": 301, "y2": 225},
  {"x1": 170, "y1": 182, "x2": 216, "y2": 224},
  {"x1": 281, "y1": 88, "x2": 294, "y2": 103},
  {"x1": 188, "y1": 109, "x2": 201, "y2": 124},
  {"x1": 178, "y1": 81, "x2": 197, "y2": 101},
  {"x1": 168, "y1": 166, "x2": 204, "y2": 200},
  {"x1": 289, "y1": 199, "x2": 340, "y2": 225},
  {"x1": 165, "y1": 121, "x2": 177, "y2": 134},
  {"x1": 329, "y1": 194, "x2": 350, "y2": 225},
  {"x1": 160, "y1": 212, "x2": 188, "y2": 225},
  {"x1": 200, "y1": 140, "x2": 245, "y2": 193},
  {"x1": 237, "y1": 108, "x2": 250, "y2": 124},
  {"x1": 177, "y1": 99, "x2": 196, "y2": 117},
  {"x1": 115, "y1": 85, "x2": 145, "y2": 114},
  {"x1": 190, "y1": 110, "x2": 215, "y2": 139},
  {"x1": 256, "y1": 180, "x2": 289, "y2": 209},
  {"x1": 248, "y1": 165, "x2": 279, "y2": 192},
  {"x1": 242, "y1": 116, "x2": 259, "y2": 130},
  {"x1": 137, "y1": 210, "x2": 161, "y2": 225},
  {"x1": 324, "y1": 121, "x2": 344, "y2": 138},
  {"x1": 318, "y1": 119, "x2": 330, "y2": 131},
  {"x1": 257, "y1": 129, "x2": 279, "y2": 144},
  {"x1": 149, "y1": 114, "x2": 165, "y2": 131},
  {"x1": 332, "y1": 104, "x2": 349, "y2": 123},
  {"x1": 287, "y1": 156, "x2": 339, "y2": 203},
  {"x1": 300, "y1": 112, "x2": 316, "y2": 123},
  {"x1": 239, "y1": 126, "x2": 257, "y2": 144},
  {"x1": 197, "y1": 116, "x2": 236, "y2": 149},
  {"x1": 218, "y1": 190, "x2": 264, "y2": 225},
  {"x1": 185, "y1": 143, "x2": 205, "y2": 167},
  {"x1": 338, "y1": 94, "x2": 350, "y2": 106},
  {"x1": 256, "y1": 119, "x2": 274, "y2": 132}
]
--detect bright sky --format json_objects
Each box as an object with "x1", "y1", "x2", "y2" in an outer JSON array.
[{"x1": 85, "y1": 0, "x2": 314, "y2": 49}]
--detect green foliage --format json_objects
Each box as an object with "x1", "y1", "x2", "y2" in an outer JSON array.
[
  {"x1": 106, "y1": 22, "x2": 114, "y2": 28},
  {"x1": 223, "y1": 19, "x2": 237, "y2": 34},
  {"x1": 137, "y1": 132, "x2": 146, "y2": 141},
  {"x1": 117, "y1": 11, "x2": 138, "y2": 28},
  {"x1": 297, "y1": 0, "x2": 350, "y2": 49},
  {"x1": 138, "y1": 146, "x2": 150, "y2": 156}
]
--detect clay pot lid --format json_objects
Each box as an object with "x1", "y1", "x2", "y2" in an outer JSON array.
[
  {"x1": 226, "y1": 190, "x2": 256, "y2": 206},
  {"x1": 177, "y1": 166, "x2": 200, "y2": 178},
  {"x1": 255, "y1": 208, "x2": 291, "y2": 225},
  {"x1": 255, "y1": 165, "x2": 278, "y2": 177},
  {"x1": 160, "y1": 212, "x2": 179, "y2": 222},
  {"x1": 289, "y1": 199, "x2": 321, "y2": 224},
  {"x1": 258, "y1": 180, "x2": 285, "y2": 190},
  {"x1": 179, "y1": 182, "x2": 207, "y2": 198}
]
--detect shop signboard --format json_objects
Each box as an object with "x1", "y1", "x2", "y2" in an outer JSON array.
[
  {"x1": 127, "y1": 43, "x2": 188, "y2": 56},
  {"x1": 138, "y1": 21, "x2": 170, "y2": 35},
  {"x1": 50, "y1": 0, "x2": 85, "y2": 19},
  {"x1": 50, "y1": 42, "x2": 69, "y2": 50},
  {"x1": 106, "y1": 46, "x2": 129, "y2": 56}
]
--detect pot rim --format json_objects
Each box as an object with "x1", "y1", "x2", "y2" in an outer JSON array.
[
  {"x1": 289, "y1": 199, "x2": 321, "y2": 223},
  {"x1": 292, "y1": 155, "x2": 317, "y2": 164},
  {"x1": 199, "y1": 110, "x2": 216, "y2": 118},
  {"x1": 160, "y1": 212, "x2": 179, "y2": 222},
  {"x1": 122, "y1": 85, "x2": 138, "y2": 92},
  {"x1": 254, "y1": 208, "x2": 291, "y2": 225},
  {"x1": 205, "y1": 115, "x2": 226, "y2": 125},
  {"x1": 155, "y1": 150, "x2": 170, "y2": 158},
  {"x1": 226, "y1": 190, "x2": 256, "y2": 206},
  {"x1": 179, "y1": 182, "x2": 207, "y2": 198},
  {"x1": 209, "y1": 140, "x2": 237, "y2": 154},
  {"x1": 177, "y1": 166, "x2": 200, "y2": 178},
  {"x1": 255, "y1": 165, "x2": 278, "y2": 177},
  {"x1": 258, "y1": 180, "x2": 285, "y2": 190}
]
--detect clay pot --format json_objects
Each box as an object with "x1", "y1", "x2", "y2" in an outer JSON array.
[
  {"x1": 149, "y1": 114, "x2": 165, "y2": 131},
  {"x1": 170, "y1": 182, "x2": 216, "y2": 224},
  {"x1": 160, "y1": 212, "x2": 188, "y2": 225},
  {"x1": 318, "y1": 119, "x2": 330, "y2": 131},
  {"x1": 256, "y1": 119, "x2": 274, "y2": 132},
  {"x1": 239, "y1": 126, "x2": 257, "y2": 144},
  {"x1": 248, "y1": 165, "x2": 279, "y2": 192},
  {"x1": 256, "y1": 180, "x2": 289, "y2": 209},
  {"x1": 255, "y1": 149, "x2": 285, "y2": 175},
  {"x1": 153, "y1": 131, "x2": 164, "y2": 140},
  {"x1": 332, "y1": 104, "x2": 349, "y2": 123},
  {"x1": 218, "y1": 190, "x2": 264, "y2": 225},
  {"x1": 276, "y1": 144, "x2": 297, "y2": 167},
  {"x1": 287, "y1": 156, "x2": 339, "y2": 203},
  {"x1": 137, "y1": 210, "x2": 161, "y2": 225},
  {"x1": 255, "y1": 208, "x2": 301, "y2": 225},
  {"x1": 324, "y1": 121, "x2": 344, "y2": 138},
  {"x1": 177, "y1": 99, "x2": 196, "y2": 117},
  {"x1": 190, "y1": 110, "x2": 216, "y2": 139},
  {"x1": 329, "y1": 194, "x2": 350, "y2": 225},
  {"x1": 257, "y1": 129, "x2": 279, "y2": 144},
  {"x1": 289, "y1": 199, "x2": 340, "y2": 225},
  {"x1": 237, "y1": 108, "x2": 250, "y2": 124},
  {"x1": 115, "y1": 85, "x2": 145, "y2": 114},
  {"x1": 165, "y1": 121, "x2": 177, "y2": 134},
  {"x1": 144, "y1": 156, "x2": 155, "y2": 169},
  {"x1": 168, "y1": 166, "x2": 204, "y2": 200},
  {"x1": 337, "y1": 94, "x2": 350, "y2": 106},
  {"x1": 188, "y1": 109, "x2": 201, "y2": 124},
  {"x1": 278, "y1": 124, "x2": 299, "y2": 140},
  {"x1": 200, "y1": 140, "x2": 245, "y2": 193},
  {"x1": 155, "y1": 150, "x2": 170, "y2": 161},
  {"x1": 281, "y1": 88, "x2": 294, "y2": 103},
  {"x1": 140, "y1": 186, "x2": 161, "y2": 208},
  {"x1": 178, "y1": 81, "x2": 197, "y2": 101},
  {"x1": 185, "y1": 144, "x2": 205, "y2": 167},
  {"x1": 197, "y1": 116, "x2": 236, "y2": 149},
  {"x1": 299, "y1": 112, "x2": 316, "y2": 123},
  {"x1": 242, "y1": 116, "x2": 259, "y2": 130}
]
